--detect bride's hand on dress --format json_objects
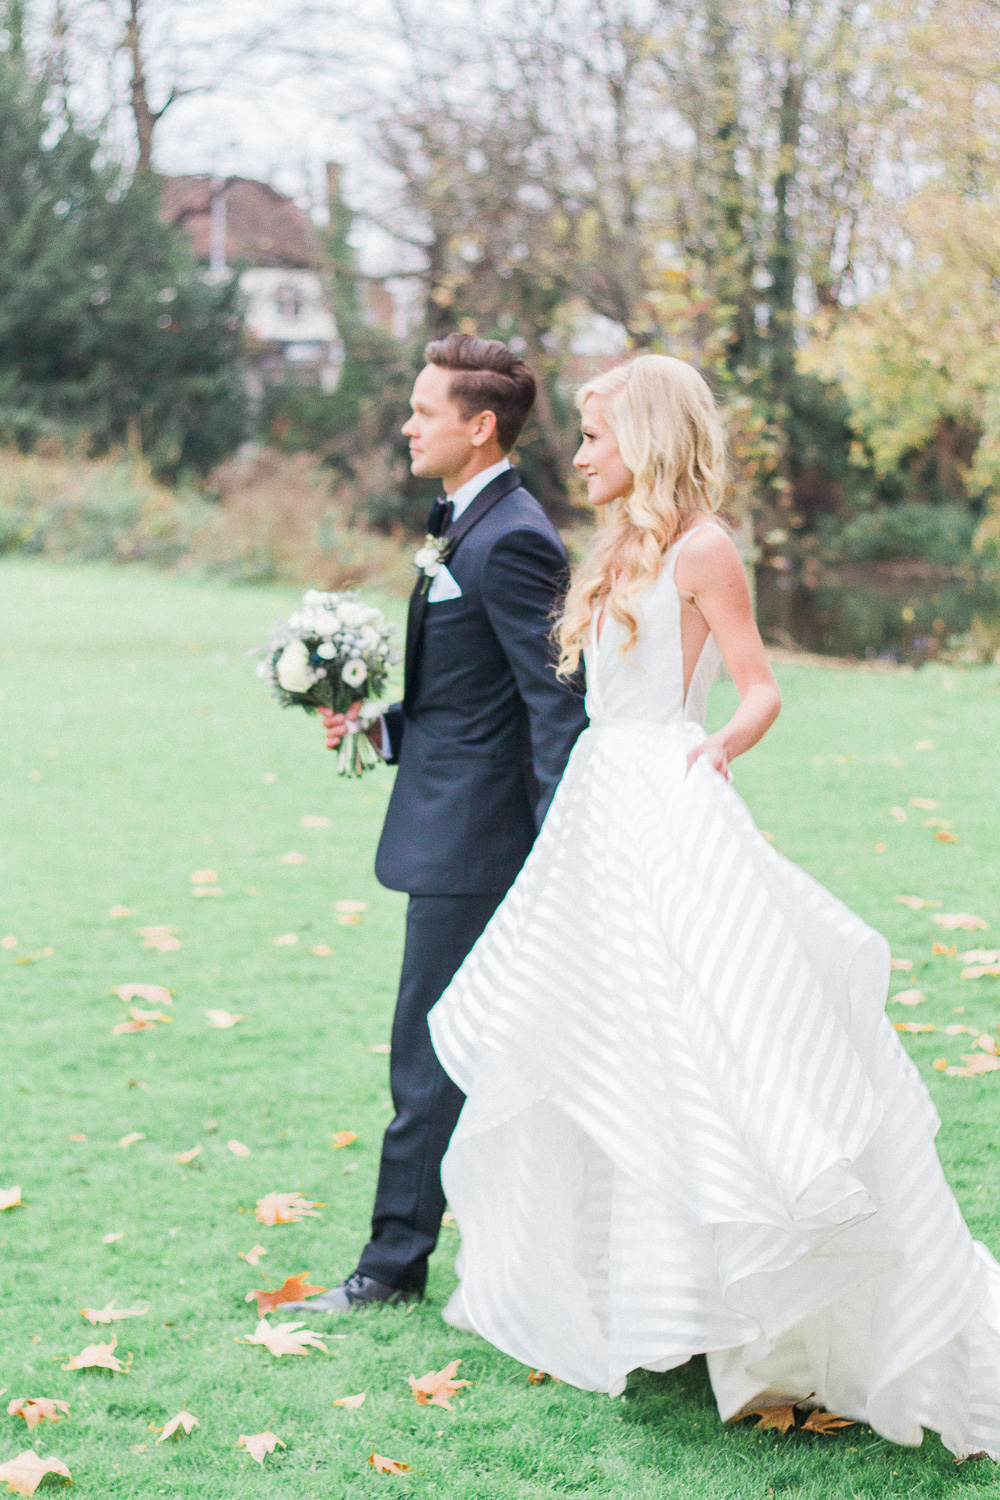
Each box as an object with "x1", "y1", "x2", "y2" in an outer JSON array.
[{"x1": 686, "y1": 734, "x2": 729, "y2": 777}]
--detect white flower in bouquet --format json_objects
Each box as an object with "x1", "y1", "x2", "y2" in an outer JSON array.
[
  {"x1": 276, "y1": 639, "x2": 317, "y2": 693},
  {"x1": 251, "y1": 588, "x2": 400, "y2": 777},
  {"x1": 337, "y1": 602, "x2": 373, "y2": 627}
]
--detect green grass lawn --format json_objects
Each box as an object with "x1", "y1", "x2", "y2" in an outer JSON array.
[{"x1": 3, "y1": 556, "x2": 1000, "y2": 1500}]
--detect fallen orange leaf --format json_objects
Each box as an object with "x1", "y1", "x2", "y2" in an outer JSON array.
[
  {"x1": 962, "y1": 949, "x2": 1000, "y2": 964},
  {"x1": 732, "y1": 1403, "x2": 798, "y2": 1434},
  {"x1": 190, "y1": 869, "x2": 217, "y2": 883},
  {"x1": 108, "y1": 906, "x2": 131, "y2": 918},
  {"x1": 0, "y1": 1451, "x2": 72, "y2": 1495},
  {"x1": 408, "y1": 1359, "x2": 471, "y2": 1411},
  {"x1": 272, "y1": 934, "x2": 298, "y2": 946},
  {"x1": 245, "y1": 1272, "x2": 328, "y2": 1316},
  {"x1": 62, "y1": 1335, "x2": 129, "y2": 1372},
  {"x1": 153, "y1": 1408, "x2": 199, "y2": 1442},
  {"x1": 894, "y1": 1022, "x2": 935, "y2": 1033},
  {"x1": 80, "y1": 1303, "x2": 147, "y2": 1326},
  {"x1": 175, "y1": 1145, "x2": 202, "y2": 1164},
  {"x1": 101, "y1": 1232, "x2": 124, "y2": 1244},
  {"x1": 936, "y1": 830, "x2": 959, "y2": 844},
  {"x1": 238, "y1": 1245, "x2": 267, "y2": 1265},
  {"x1": 890, "y1": 989, "x2": 926, "y2": 1006},
  {"x1": 6, "y1": 1399, "x2": 70, "y2": 1430},
  {"x1": 256, "y1": 1192, "x2": 323, "y2": 1226},
  {"x1": 330, "y1": 1132, "x2": 357, "y2": 1149},
  {"x1": 112, "y1": 1018, "x2": 155, "y2": 1035},
  {"x1": 237, "y1": 1319, "x2": 329, "y2": 1357},
  {"x1": 114, "y1": 984, "x2": 172, "y2": 1006},
  {"x1": 192, "y1": 886, "x2": 223, "y2": 898},
  {"x1": 0, "y1": 936, "x2": 17, "y2": 949},
  {"x1": 118, "y1": 1133, "x2": 145, "y2": 1148},
  {"x1": 0, "y1": 1186, "x2": 22, "y2": 1211},
  {"x1": 228, "y1": 1139, "x2": 251, "y2": 1157},
  {"x1": 238, "y1": 1430, "x2": 286, "y2": 1465},
  {"x1": 205, "y1": 1010, "x2": 242, "y2": 1028},
  {"x1": 934, "y1": 1058, "x2": 948, "y2": 1070},
  {"x1": 934, "y1": 913, "x2": 988, "y2": 931},
  {"x1": 370, "y1": 1452, "x2": 411, "y2": 1474},
  {"x1": 301, "y1": 816, "x2": 331, "y2": 828},
  {"x1": 334, "y1": 899, "x2": 367, "y2": 914},
  {"x1": 800, "y1": 1409, "x2": 856, "y2": 1434},
  {"x1": 914, "y1": 739, "x2": 935, "y2": 750},
  {"x1": 895, "y1": 895, "x2": 941, "y2": 910},
  {"x1": 932, "y1": 943, "x2": 957, "y2": 956},
  {"x1": 67, "y1": 1135, "x2": 86, "y2": 1142},
  {"x1": 889, "y1": 806, "x2": 907, "y2": 823},
  {"x1": 527, "y1": 1369, "x2": 548, "y2": 1384},
  {"x1": 890, "y1": 958, "x2": 913, "y2": 971},
  {"x1": 963, "y1": 965, "x2": 1000, "y2": 980},
  {"x1": 911, "y1": 797, "x2": 938, "y2": 810},
  {"x1": 279, "y1": 852, "x2": 306, "y2": 864},
  {"x1": 336, "y1": 913, "x2": 362, "y2": 926},
  {"x1": 370, "y1": 1044, "x2": 391, "y2": 1054},
  {"x1": 333, "y1": 1393, "x2": 366, "y2": 1408},
  {"x1": 311, "y1": 945, "x2": 334, "y2": 957}
]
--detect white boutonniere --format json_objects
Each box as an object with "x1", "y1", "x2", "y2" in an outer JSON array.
[{"x1": 412, "y1": 534, "x2": 453, "y2": 593}]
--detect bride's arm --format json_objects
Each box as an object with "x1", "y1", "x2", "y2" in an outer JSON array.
[{"x1": 674, "y1": 525, "x2": 781, "y2": 776}]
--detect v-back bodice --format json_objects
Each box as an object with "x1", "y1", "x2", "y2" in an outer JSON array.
[{"x1": 583, "y1": 526, "x2": 722, "y2": 730}]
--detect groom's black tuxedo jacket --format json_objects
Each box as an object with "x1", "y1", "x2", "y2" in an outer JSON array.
[{"x1": 375, "y1": 468, "x2": 587, "y2": 896}]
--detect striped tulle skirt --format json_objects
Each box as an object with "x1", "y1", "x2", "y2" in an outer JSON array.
[{"x1": 429, "y1": 719, "x2": 1000, "y2": 1460}]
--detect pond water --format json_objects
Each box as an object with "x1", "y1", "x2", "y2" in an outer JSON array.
[{"x1": 756, "y1": 562, "x2": 1000, "y2": 665}]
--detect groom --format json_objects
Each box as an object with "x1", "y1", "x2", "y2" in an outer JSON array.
[{"x1": 288, "y1": 333, "x2": 587, "y2": 1313}]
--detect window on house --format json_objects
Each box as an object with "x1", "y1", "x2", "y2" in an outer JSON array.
[{"x1": 276, "y1": 284, "x2": 302, "y2": 319}]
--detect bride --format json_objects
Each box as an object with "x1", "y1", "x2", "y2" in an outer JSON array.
[{"x1": 428, "y1": 354, "x2": 1000, "y2": 1460}]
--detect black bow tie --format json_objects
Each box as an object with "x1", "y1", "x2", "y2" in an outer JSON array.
[{"x1": 426, "y1": 497, "x2": 454, "y2": 538}]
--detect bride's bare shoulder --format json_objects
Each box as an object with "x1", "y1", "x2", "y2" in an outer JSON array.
[{"x1": 674, "y1": 521, "x2": 743, "y2": 588}]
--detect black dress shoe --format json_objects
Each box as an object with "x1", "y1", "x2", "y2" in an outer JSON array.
[{"x1": 280, "y1": 1271, "x2": 423, "y2": 1315}]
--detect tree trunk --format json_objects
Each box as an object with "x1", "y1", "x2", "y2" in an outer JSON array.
[{"x1": 124, "y1": 0, "x2": 157, "y2": 172}]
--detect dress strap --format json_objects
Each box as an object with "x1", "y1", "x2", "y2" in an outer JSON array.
[{"x1": 665, "y1": 520, "x2": 719, "y2": 575}]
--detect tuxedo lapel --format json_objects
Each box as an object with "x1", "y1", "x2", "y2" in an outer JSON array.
[
  {"x1": 403, "y1": 468, "x2": 521, "y2": 709},
  {"x1": 444, "y1": 468, "x2": 521, "y2": 550}
]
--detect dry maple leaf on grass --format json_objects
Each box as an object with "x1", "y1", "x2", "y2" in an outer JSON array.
[
  {"x1": 227, "y1": 1139, "x2": 251, "y2": 1156},
  {"x1": 237, "y1": 1319, "x2": 329, "y2": 1357},
  {"x1": 0, "y1": 1451, "x2": 72, "y2": 1495},
  {"x1": 118, "y1": 1133, "x2": 144, "y2": 1148},
  {"x1": 205, "y1": 1010, "x2": 242, "y2": 1028},
  {"x1": 370, "y1": 1453, "x2": 411, "y2": 1475},
  {"x1": 890, "y1": 989, "x2": 926, "y2": 1007},
  {"x1": 79, "y1": 1303, "x2": 147, "y2": 1326},
  {"x1": 333, "y1": 1393, "x2": 366, "y2": 1409},
  {"x1": 238, "y1": 1430, "x2": 286, "y2": 1466},
  {"x1": 153, "y1": 1408, "x2": 199, "y2": 1442},
  {"x1": 61, "y1": 1336, "x2": 131, "y2": 1372},
  {"x1": 113, "y1": 984, "x2": 172, "y2": 1006},
  {"x1": 255, "y1": 1192, "x2": 323, "y2": 1226},
  {"x1": 175, "y1": 1145, "x2": 202, "y2": 1165},
  {"x1": 246, "y1": 1272, "x2": 328, "y2": 1316},
  {"x1": 6, "y1": 1399, "x2": 70, "y2": 1429},
  {"x1": 934, "y1": 914, "x2": 988, "y2": 932},
  {"x1": 330, "y1": 1132, "x2": 357, "y2": 1149},
  {"x1": 0, "y1": 1186, "x2": 22, "y2": 1211},
  {"x1": 408, "y1": 1359, "x2": 471, "y2": 1410},
  {"x1": 238, "y1": 1245, "x2": 267, "y2": 1265},
  {"x1": 731, "y1": 1402, "x2": 855, "y2": 1436}
]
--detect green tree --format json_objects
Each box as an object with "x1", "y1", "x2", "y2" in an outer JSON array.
[{"x1": 0, "y1": 46, "x2": 246, "y2": 477}]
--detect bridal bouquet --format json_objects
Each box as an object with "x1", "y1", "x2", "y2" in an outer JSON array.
[{"x1": 254, "y1": 590, "x2": 400, "y2": 776}]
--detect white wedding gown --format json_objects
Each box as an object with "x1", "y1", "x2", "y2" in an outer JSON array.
[{"x1": 428, "y1": 526, "x2": 1000, "y2": 1460}]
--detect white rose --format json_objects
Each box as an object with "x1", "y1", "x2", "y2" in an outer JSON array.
[
  {"x1": 342, "y1": 658, "x2": 368, "y2": 688},
  {"x1": 358, "y1": 625, "x2": 381, "y2": 651},
  {"x1": 311, "y1": 611, "x2": 341, "y2": 637},
  {"x1": 413, "y1": 547, "x2": 440, "y2": 575},
  {"x1": 315, "y1": 641, "x2": 337, "y2": 659},
  {"x1": 361, "y1": 606, "x2": 384, "y2": 626},
  {"x1": 302, "y1": 590, "x2": 327, "y2": 607},
  {"x1": 275, "y1": 639, "x2": 315, "y2": 693},
  {"x1": 337, "y1": 602, "x2": 370, "y2": 627}
]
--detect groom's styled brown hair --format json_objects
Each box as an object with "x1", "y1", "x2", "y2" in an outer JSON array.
[{"x1": 425, "y1": 332, "x2": 536, "y2": 454}]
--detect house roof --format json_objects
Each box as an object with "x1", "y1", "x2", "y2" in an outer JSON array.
[{"x1": 159, "y1": 175, "x2": 324, "y2": 269}]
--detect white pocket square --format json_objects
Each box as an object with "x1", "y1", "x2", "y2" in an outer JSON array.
[{"x1": 427, "y1": 565, "x2": 463, "y2": 603}]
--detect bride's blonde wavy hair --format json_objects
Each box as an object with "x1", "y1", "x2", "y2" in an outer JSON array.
[{"x1": 555, "y1": 354, "x2": 726, "y2": 678}]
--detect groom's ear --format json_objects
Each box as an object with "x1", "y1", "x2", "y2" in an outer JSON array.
[{"x1": 469, "y1": 409, "x2": 500, "y2": 449}]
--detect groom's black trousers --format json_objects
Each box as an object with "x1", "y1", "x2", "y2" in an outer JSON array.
[{"x1": 356, "y1": 891, "x2": 503, "y2": 1292}]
